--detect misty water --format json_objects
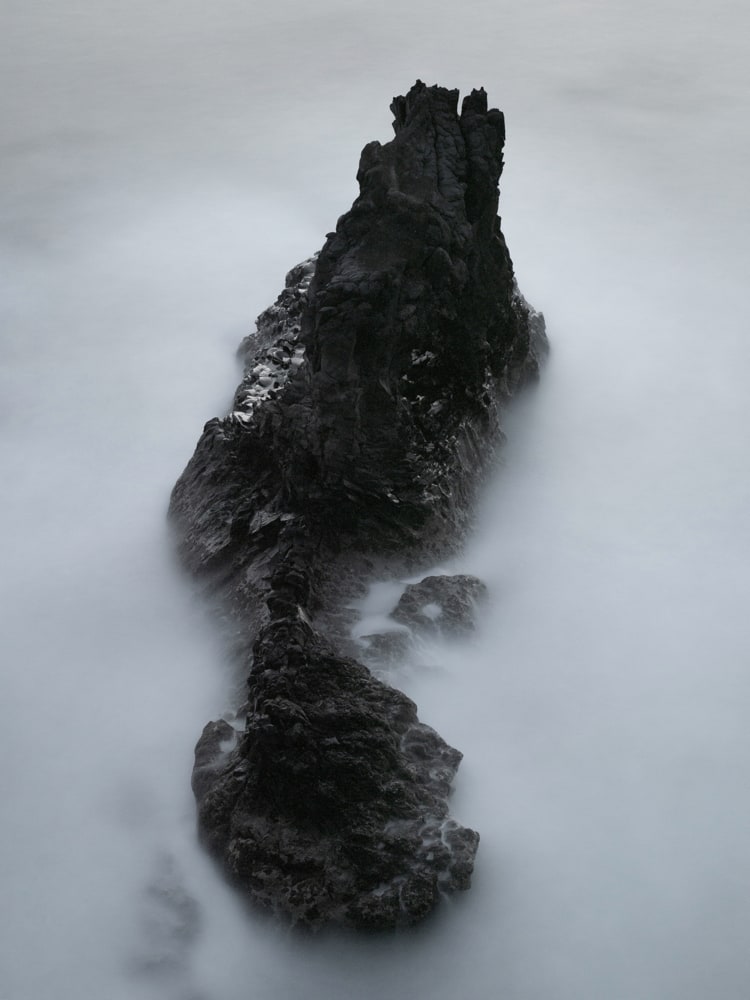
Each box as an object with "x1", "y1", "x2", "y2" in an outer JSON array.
[{"x1": 3, "y1": 2, "x2": 750, "y2": 998}]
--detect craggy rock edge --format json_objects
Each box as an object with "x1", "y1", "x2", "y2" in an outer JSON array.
[{"x1": 169, "y1": 81, "x2": 547, "y2": 930}]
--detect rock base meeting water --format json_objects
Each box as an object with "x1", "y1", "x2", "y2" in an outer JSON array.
[{"x1": 169, "y1": 81, "x2": 547, "y2": 929}]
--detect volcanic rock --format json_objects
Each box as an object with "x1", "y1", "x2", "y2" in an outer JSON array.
[{"x1": 169, "y1": 80, "x2": 547, "y2": 930}]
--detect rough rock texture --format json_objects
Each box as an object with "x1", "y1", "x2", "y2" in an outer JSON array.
[
  {"x1": 358, "y1": 574, "x2": 487, "y2": 667},
  {"x1": 169, "y1": 81, "x2": 547, "y2": 930},
  {"x1": 391, "y1": 574, "x2": 488, "y2": 637}
]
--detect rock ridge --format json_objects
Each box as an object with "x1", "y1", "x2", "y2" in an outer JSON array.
[{"x1": 169, "y1": 80, "x2": 547, "y2": 929}]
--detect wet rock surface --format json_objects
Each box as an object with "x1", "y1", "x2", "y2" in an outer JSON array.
[{"x1": 169, "y1": 81, "x2": 546, "y2": 929}]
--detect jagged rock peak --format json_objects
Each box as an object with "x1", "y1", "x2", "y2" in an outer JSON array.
[
  {"x1": 294, "y1": 81, "x2": 545, "y2": 545},
  {"x1": 365, "y1": 80, "x2": 506, "y2": 226},
  {"x1": 352, "y1": 80, "x2": 505, "y2": 238}
]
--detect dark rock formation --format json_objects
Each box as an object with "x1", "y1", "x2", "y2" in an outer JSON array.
[
  {"x1": 391, "y1": 574, "x2": 488, "y2": 638},
  {"x1": 358, "y1": 574, "x2": 487, "y2": 668},
  {"x1": 169, "y1": 81, "x2": 547, "y2": 930}
]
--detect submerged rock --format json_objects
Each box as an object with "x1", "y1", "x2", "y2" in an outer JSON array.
[
  {"x1": 358, "y1": 574, "x2": 487, "y2": 669},
  {"x1": 130, "y1": 853, "x2": 201, "y2": 983},
  {"x1": 391, "y1": 574, "x2": 488, "y2": 638},
  {"x1": 169, "y1": 80, "x2": 547, "y2": 930}
]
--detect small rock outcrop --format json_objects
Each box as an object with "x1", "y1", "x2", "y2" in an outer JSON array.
[
  {"x1": 391, "y1": 574, "x2": 488, "y2": 637},
  {"x1": 169, "y1": 81, "x2": 546, "y2": 930},
  {"x1": 358, "y1": 574, "x2": 487, "y2": 667}
]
